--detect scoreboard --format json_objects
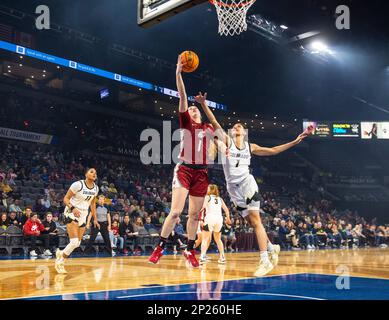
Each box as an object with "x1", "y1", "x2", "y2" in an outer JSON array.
[{"x1": 303, "y1": 121, "x2": 389, "y2": 139}]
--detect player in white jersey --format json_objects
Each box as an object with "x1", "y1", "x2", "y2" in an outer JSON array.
[
  {"x1": 55, "y1": 168, "x2": 99, "y2": 274},
  {"x1": 196, "y1": 92, "x2": 309, "y2": 276},
  {"x1": 198, "y1": 184, "x2": 231, "y2": 265}
]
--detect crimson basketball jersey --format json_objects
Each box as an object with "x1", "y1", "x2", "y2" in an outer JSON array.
[{"x1": 178, "y1": 110, "x2": 214, "y2": 165}]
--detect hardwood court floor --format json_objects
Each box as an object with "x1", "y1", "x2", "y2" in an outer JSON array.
[{"x1": 0, "y1": 248, "x2": 388, "y2": 300}]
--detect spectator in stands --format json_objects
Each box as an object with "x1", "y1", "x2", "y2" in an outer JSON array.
[
  {"x1": 150, "y1": 211, "x2": 159, "y2": 226},
  {"x1": 52, "y1": 213, "x2": 64, "y2": 229},
  {"x1": 0, "y1": 213, "x2": 9, "y2": 230},
  {"x1": 119, "y1": 214, "x2": 137, "y2": 254},
  {"x1": 1, "y1": 190, "x2": 8, "y2": 208},
  {"x1": 297, "y1": 222, "x2": 315, "y2": 249},
  {"x1": 132, "y1": 217, "x2": 146, "y2": 255},
  {"x1": 8, "y1": 199, "x2": 22, "y2": 213},
  {"x1": 23, "y1": 212, "x2": 45, "y2": 257},
  {"x1": 108, "y1": 183, "x2": 118, "y2": 197},
  {"x1": 375, "y1": 225, "x2": 386, "y2": 247},
  {"x1": 221, "y1": 218, "x2": 237, "y2": 252},
  {"x1": 144, "y1": 216, "x2": 158, "y2": 236},
  {"x1": 278, "y1": 220, "x2": 291, "y2": 249},
  {"x1": 41, "y1": 212, "x2": 59, "y2": 256},
  {"x1": 111, "y1": 220, "x2": 124, "y2": 253},
  {"x1": 352, "y1": 223, "x2": 365, "y2": 247},
  {"x1": 21, "y1": 208, "x2": 32, "y2": 226},
  {"x1": 159, "y1": 212, "x2": 166, "y2": 225},
  {"x1": 41, "y1": 195, "x2": 51, "y2": 211},
  {"x1": 242, "y1": 219, "x2": 251, "y2": 233},
  {"x1": 0, "y1": 180, "x2": 12, "y2": 194},
  {"x1": 342, "y1": 224, "x2": 354, "y2": 248},
  {"x1": 364, "y1": 225, "x2": 377, "y2": 247},
  {"x1": 138, "y1": 205, "x2": 148, "y2": 219},
  {"x1": 170, "y1": 217, "x2": 187, "y2": 254},
  {"x1": 313, "y1": 222, "x2": 327, "y2": 247},
  {"x1": 328, "y1": 223, "x2": 342, "y2": 248},
  {"x1": 133, "y1": 217, "x2": 146, "y2": 233},
  {"x1": 111, "y1": 212, "x2": 120, "y2": 224},
  {"x1": 8, "y1": 211, "x2": 20, "y2": 227},
  {"x1": 234, "y1": 218, "x2": 243, "y2": 234}
]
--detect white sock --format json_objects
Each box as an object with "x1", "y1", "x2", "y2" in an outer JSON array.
[
  {"x1": 260, "y1": 251, "x2": 270, "y2": 263},
  {"x1": 267, "y1": 241, "x2": 274, "y2": 253}
]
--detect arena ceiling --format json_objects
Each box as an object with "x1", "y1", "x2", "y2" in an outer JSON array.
[{"x1": 1, "y1": 0, "x2": 389, "y2": 121}]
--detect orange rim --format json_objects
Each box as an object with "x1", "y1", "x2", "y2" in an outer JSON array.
[{"x1": 209, "y1": 0, "x2": 256, "y2": 8}]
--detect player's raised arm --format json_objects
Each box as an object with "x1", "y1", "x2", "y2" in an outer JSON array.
[
  {"x1": 195, "y1": 92, "x2": 230, "y2": 145},
  {"x1": 176, "y1": 55, "x2": 188, "y2": 113},
  {"x1": 250, "y1": 132, "x2": 307, "y2": 156}
]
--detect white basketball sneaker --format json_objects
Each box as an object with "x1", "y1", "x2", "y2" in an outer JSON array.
[
  {"x1": 55, "y1": 249, "x2": 67, "y2": 274},
  {"x1": 199, "y1": 255, "x2": 207, "y2": 265},
  {"x1": 254, "y1": 259, "x2": 274, "y2": 277},
  {"x1": 218, "y1": 257, "x2": 227, "y2": 264},
  {"x1": 269, "y1": 244, "x2": 280, "y2": 267},
  {"x1": 29, "y1": 250, "x2": 38, "y2": 257}
]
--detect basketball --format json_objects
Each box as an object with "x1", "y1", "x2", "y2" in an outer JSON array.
[
  {"x1": 305, "y1": 124, "x2": 315, "y2": 135},
  {"x1": 180, "y1": 50, "x2": 199, "y2": 73}
]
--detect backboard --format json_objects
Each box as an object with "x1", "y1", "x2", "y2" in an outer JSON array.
[{"x1": 138, "y1": 0, "x2": 207, "y2": 28}]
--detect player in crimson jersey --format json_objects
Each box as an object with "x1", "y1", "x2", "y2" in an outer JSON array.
[{"x1": 148, "y1": 56, "x2": 215, "y2": 267}]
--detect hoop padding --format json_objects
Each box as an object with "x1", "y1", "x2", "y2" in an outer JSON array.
[{"x1": 210, "y1": 0, "x2": 256, "y2": 36}]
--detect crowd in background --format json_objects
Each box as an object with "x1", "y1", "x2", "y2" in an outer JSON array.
[
  {"x1": 0, "y1": 139, "x2": 388, "y2": 256},
  {"x1": 0, "y1": 89, "x2": 388, "y2": 256}
]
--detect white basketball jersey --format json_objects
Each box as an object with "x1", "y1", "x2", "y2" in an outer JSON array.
[
  {"x1": 206, "y1": 195, "x2": 222, "y2": 217},
  {"x1": 69, "y1": 180, "x2": 99, "y2": 211},
  {"x1": 222, "y1": 139, "x2": 251, "y2": 184}
]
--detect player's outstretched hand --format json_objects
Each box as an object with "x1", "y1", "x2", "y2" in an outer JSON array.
[
  {"x1": 176, "y1": 55, "x2": 184, "y2": 74},
  {"x1": 294, "y1": 133, "x2": 307, "y2": 144},
  {"x1": 195, "y1": 91, "x2": 207, "y2": 104}
]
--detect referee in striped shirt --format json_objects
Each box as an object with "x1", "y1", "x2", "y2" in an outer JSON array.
[{"x1": 84, "y1": 195, "x2": 113, "y2": 255}]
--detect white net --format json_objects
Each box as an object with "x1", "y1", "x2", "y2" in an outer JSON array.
[{"x1": 211, "y1": 0, "x2": 256, "y2": 36}]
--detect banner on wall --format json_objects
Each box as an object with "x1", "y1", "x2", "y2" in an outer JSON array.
[{"x1": 0, "y1": 127, "x2": 54, "y2": 144}]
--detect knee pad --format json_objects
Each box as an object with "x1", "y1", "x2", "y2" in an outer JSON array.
[
  {"x1": 69, "y1": 238, "x2": 79, "y2": 249},
  {"x1": 63, "y1": 238, "x2": 79, "y2": 255}
]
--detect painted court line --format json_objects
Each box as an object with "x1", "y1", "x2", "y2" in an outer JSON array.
[
  {"x1": 5, "y1": 272, "x2": 305, "y2": 300},
  {"x1": 116, "y1": 291, "x2": 325, "y2": 300}
]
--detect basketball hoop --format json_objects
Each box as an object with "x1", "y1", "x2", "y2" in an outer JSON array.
[{"x1": 209, "y1": 0, "x2": 256, "y2": 36}]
